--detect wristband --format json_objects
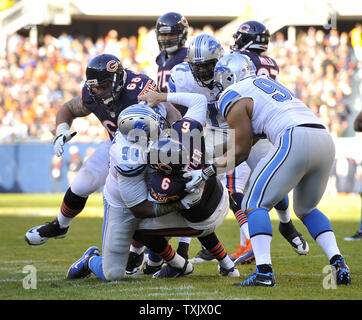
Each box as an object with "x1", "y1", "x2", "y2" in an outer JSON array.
[
  {"x1": 56, "y1": 122, "x2": 70, "y2": 136},
  {"x1": 202, "y1": 164, "x2": 216, "y2": 178},
  {"x1": 358, "y1": 121, "x2": 362, "y2": 132}
]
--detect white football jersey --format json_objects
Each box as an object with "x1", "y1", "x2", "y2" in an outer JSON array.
[
  {"x1": 169, "y1": 62, "x2": 227, "y2": 129},
  {"x1": 103, "y1": 130, "x2": 148, "y2": 208},
  {"x1": 218, "y1": 75, "x2": 325, "y2": 145}
]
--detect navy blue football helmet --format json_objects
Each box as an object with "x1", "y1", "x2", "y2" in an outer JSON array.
[
  {"x1": 156, "y1": 12, "x2": 189, "y2": 54},
  {"x1": 85, "y1": 54, "x2": 124, "y2": 106},
  {"x1": 147, "y1": 137, "x2": 189, "y2": 175},
  {"x1": 231, "y1": 21, "x2": 270, "y2": 53}
]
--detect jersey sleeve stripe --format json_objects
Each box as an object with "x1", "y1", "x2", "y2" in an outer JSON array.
[
  {"x1": 115, "y1": 165, "x2": 145, "y2": 177},
  {"x1": 168, "y1": 76, "x2": 176, "y2": 92},
  {"x1": 139, "y1": 80, "x2": 156, "y2": 96},
  {"x1": 218, "y1": 90, "x2": 240, "y2": 118}
]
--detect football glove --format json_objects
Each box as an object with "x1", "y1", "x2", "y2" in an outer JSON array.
[
  {"x1": 180, "y1": 181, "x2": 205, "y2": 209},
  {"x1": 183, "y1": 165, "x2": 216, "y2": 193},
  {"x1": 54, "y1": 123, "x2": 77, "y2": 157}
]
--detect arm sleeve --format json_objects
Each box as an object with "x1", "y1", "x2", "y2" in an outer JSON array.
[{"x1": 167, "y1": 92, "x2": 207, "y2": 126}]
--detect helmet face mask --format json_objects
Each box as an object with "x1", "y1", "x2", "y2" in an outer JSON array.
[
  {"x1": 214, "y1": 53, "x2": 256, "y2": 90},
  {"x1": 187, "y1": 34, "x2": 224, "y2": 87},
  {"x1": 189, "y1": 60, "x2": 218, "y2": 85},
  {"x1": 156, "y1": 12, "x2": 189, "y2": 54},
  {"x1": 85, "y1": 54, "x2": 124, "y2": 107},
  {"x1": 231, "y1": 21, "x2": 270, "y2": 53}
]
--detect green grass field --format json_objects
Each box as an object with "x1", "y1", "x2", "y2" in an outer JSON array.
[{"x1": 0, "y1": 192, "x2": 361, "y2": 301}]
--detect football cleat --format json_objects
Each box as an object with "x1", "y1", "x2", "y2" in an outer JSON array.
[
  {"x1": 218, "y1": 265, "x2": 240, "y2": 277},
  {"x1": 279, "y1": 221, "x2": 309, "y2": 255},
  {"x1": 344, "y1": 230, "x2": 362, "y2": 241},
  {"x1": 125, "y1": 251, "x2": 146, "y2": 276},
  {"x1": 189, "y1": 248, "x2": 217, "y2": 263},
  {"x1": 143, "y1": 263, "x2": 163, "y2": 275},
  {"x1": 330, "y1": 257, "x2": 351, "y2": 285},
  {"x1": 25, "y1": 218, "x2": 69, "y2": 245},
  {"x1": 230, "y1": 238, "x2": 254, "y2": 263},
  {"x1": 153, "y1": 260, "x2": 194, "y2": 278},
  {"x1": 233, "y1": 266, "x2": 276, "y2": 287},
  {"x1": 66, "y1": 246, "x2": 100, "y2": 280},
  {"x1": 229, "y1": 244, "x2": 246, "y2": 260},
  {"x1": 233, "y1": 249, "x2": 255, "y2": 265}
]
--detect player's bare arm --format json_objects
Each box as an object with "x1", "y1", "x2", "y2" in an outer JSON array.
[
  {"x1": 138, "y1": 91, "x2": 182, "y2": 123},
  {"x1": 138, "y1": 91, "x2": 167, "y2": 107},
  {"x1": 214, "y1": 98, "x2": 254, "y2": 168},
  {"x1": 164, "y1": 102, "x2": 182, "y2": 124},
  {"x1": 56, "y1": 96, "x2": 91, "y2": 127},
  {"x1": 354, "y1": 110, "x2": 362, "y2": 132},
  {"x1": 129, "y1": 191, "x2": 203, "y2": 219},
  {"x1": 54, "y1": 96, "x2": 90, "y2": 157}
]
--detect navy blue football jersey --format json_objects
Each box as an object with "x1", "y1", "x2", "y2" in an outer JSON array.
[
  {"x1": 149, "y1": 171, "x2": 188, "y2": 203},
  {"x1": 81, "y1": 69, "x2": 157, "y2": 139},
  {"x1": 156, "y1": 48, "x2": 188, "y2": 93},
  {"x1": 234, "y1": 49, "x2": 279, "y2": 80},
  {"x1": 171, "y1": 117, "x2": 206, "y2": 171},
  {"x1": 149, "y1": 116, "x2": 224, "y2": 223}
]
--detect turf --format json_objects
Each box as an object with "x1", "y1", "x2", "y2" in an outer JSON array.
[{"x1": 0, "y1": 193, "x2": 361, "y2": 301}]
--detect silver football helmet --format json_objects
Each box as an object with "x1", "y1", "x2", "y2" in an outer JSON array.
[
  {"x1": 117, "y1": 104, "x2": 161, "y2": 143},
  {"x1": 187, "y1": 34, "x2": 224, "y2": 87},
  {"x1": 214, "y1": 53, "x2": 256, "y2": 90}
]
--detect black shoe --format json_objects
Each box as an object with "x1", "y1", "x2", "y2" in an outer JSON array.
[
  {"x1": 125, "y1": 251, "x2": 146, "y2": 276},
  {"x1": 176, "y1": 242, "x2": 189, "y2": 260},
  {"x1": 153, "y1": 260, "x2": 194, "y2": 278},
  {"x1": 344, "y1": 230, "x2": 362, "y2": 241},
  {"x1": 279, "y1": 221, "x2": 309, "y2": 255},
  {"x1": 143, "y1": 263, "x2": 163, "y2": 275},
  {"x1": 189, "y1": 248, "x2": 217, "y2": 263},
  {"x1": 330, "y1": 257, "x2": 351, "y2": 285},
  {"x1": 25, "y1": 218, "x2": 69, "y2": 245}
]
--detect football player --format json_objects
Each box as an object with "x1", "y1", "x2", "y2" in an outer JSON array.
[
  {"x1": 211, "y1": 53, "x2": 350, "y2": 286},
  {"x1": 67, "y1": 91, "x2": 238, "y2": 281},
  {"x1": 229, "y1": 21, "x2": 308, "y2": 259},
  {"x1": 139, "y1": 12, "x2": 191, "y2": 271},
  {"x1": 166, "y1": 33, "x2": 308, "y2": 267},
  {"x1": 24, "y1": 53, "x2": 180, "y2": 246},
  {"x1": 155, "y1": 12, "x2": 189, "y2": 100}
]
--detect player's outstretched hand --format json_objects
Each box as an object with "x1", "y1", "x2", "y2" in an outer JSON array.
[
  {"x1": 138, "y1": 91, "x2": 167, "y2": 107},
  {"x1": 54, "y1": 131, "x2": 77, "y2": 157}
]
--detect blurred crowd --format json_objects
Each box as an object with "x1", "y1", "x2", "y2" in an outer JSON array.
[{"x1": 1, "y1": 23, "x2": 362, "y2": 143}]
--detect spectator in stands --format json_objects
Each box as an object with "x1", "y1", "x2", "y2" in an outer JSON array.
[
  {"x1": 0, "y1": 24, "x2": 359, "y2": 142},
  {"x1": 344, "y1": 110, "x2": 362, "y2": 240}
]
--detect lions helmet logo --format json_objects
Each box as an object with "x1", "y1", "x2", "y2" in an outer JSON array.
[
  {"x1": 106, "y1": 60, "x2": 118, "y2": 72},
  {"x1": 208, "y1": 40, "x2": 221, "y2": 54}
]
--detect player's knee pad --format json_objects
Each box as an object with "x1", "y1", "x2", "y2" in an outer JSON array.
[
  {"x1": 246, "y1": 208, "x2": 272, "y2": 238},
  {"x1": 103, "y1": 265, "x2": 125, "y2": 281},
  {"x1": 301, "y1": 208, "x2": 333, "y2": 240}
]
